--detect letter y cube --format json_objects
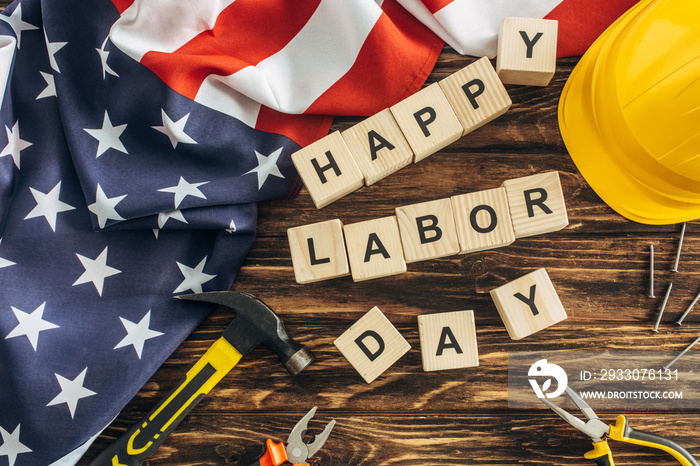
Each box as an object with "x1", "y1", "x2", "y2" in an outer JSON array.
[{"x1": 489, "y1": 268, "x2": 567, "y2": 340}]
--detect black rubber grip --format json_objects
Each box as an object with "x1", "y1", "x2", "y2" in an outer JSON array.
[
  {"x1": 624, "y1": 423, "x2": 699, "y2": 466},
  {"x1": 89, "y1": 363, "x2": 217, "y2": 466},
  {"x1": 591, "y1": 454, "x2": 613, "y2": 466}
]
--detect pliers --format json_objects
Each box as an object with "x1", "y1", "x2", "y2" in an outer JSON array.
[
  {"x1": 249, "y1": 407, "x2": 336, "y2": 466},
  {"x1": 541, "y1": 386, "x2": 699, "y2": 466}
]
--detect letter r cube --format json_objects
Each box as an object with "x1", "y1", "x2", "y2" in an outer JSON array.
[
  {"x1": 334, "y1": 306, "x2": 411, "y2": 383},
  {"x1": 502, "y1": 171, "x2": 568, "y2": 238}
]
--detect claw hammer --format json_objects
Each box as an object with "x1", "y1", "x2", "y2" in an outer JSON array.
[{"x1": 90, "y1": 291, "x2": 315, "y2": 466}]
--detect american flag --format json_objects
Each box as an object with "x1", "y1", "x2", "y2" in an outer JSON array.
[{"x1": 0, "y1": 0, "x2": 635, "y2": 464}]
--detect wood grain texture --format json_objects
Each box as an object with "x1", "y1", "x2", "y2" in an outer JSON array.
[{"x1": 37, "y1": 41, "x2": 696, "y2": 465}]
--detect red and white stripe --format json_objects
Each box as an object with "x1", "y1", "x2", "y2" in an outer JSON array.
[
  {"x1": 107, "y1": 0, "x2": 636, "y2": 146},
  {"x1": 108, "y1": 0, "x2": 442, "y2": 146},
  {"x1": 398, "y1": 0, "x2": 638, "y2": 58}
]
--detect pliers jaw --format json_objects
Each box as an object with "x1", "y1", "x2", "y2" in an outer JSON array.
[
  {"x1": 285, "y1": 406, "x2": 336, "y2": 465},
  {"x1": 540, "y1": 386, "x2": 609, "y2": 442}
]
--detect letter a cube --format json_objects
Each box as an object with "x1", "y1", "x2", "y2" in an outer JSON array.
[
  {"x1": 496, "y1": 17, "x2": 558, "y2": 86},
  {"x1": 489, "y1": 268, "x2": 567, "y2": 340},
  {"x1": 343, "y1": 216, "x2": 407, "y2": 282},
  {"x1": 291, "y1": 131, "x2": 364, "y2": 209},
  {"x1": 417, "y1": 310, "x2": 479, "y2": 372},
  {"x1": 502, "y1": 171, "x2": 568, "y2": 238},
  {"x1": 287, "y1": 219, "x2": 350, "y2": 284},
  {"x1": 334, "y1": 306, "x2": 411, "y2": 383}
]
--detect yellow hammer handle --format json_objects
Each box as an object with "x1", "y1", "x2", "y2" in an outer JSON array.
[{"x1": 90, "y1": 336, "x2": 243, "y2": 466}]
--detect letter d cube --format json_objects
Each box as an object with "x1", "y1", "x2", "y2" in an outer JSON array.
[{"x1": 334, "y1": 306, "x2": 411, "y2": 383}]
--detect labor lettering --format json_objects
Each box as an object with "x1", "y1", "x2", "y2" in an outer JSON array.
[
  {"x1": 364, "y1": 232, "x2": 391, "y2": 262},
  {"x1": 461, "y1": 78, "x2": 485, "y2": 110},
  {"x1": 435, "y1": 326, "x2": 463, "y2": 356},
  {"x1": 519, "y1": 30, "x2": 544, "y2": 58},
  {"x1": 469, "y1": 204, "x2": 497, "y2": 233},
  {"x1": 523, "y1": 188, "x2": 553, "y2": 218},
  {"x1": 367, "y1": 130, "x2": 395, "y2": 161},
  {"x1": 413, "y1": 106, "x2": 437, "y2": 137},
  {"x1": 416, "y1": 214, "x2": 443, "y2": 244},
  {"x1": 514, "y1": 284, "x2": 539, "y2": 316},
  {"x1": 355, "y1": 330, "x2": 385, "y2": 362},
  {"x1": 307, "y1": 238, "x2": 330, "y2": 266},
  {"x1": 311, "y1": 150, "x2": 342, "y2": 184}
]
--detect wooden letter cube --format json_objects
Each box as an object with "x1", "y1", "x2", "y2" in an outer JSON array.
[
  {"x1": 489, "y1": 268, "x2": 567, "y2": 340},
  {"x1": 334, "y1": 306, "x2": 411, "y2": 383},
  {"x1": 390, "y1": 83, "x2": 463, "y2": 163},
  {"x1": 496, "y1": 17, "x2": 558, "y2": 86},
  {"x1": 287, "y1": 219, "x2": 350, "y2": 284},
  {"x1": 343, "y1": 216, "x2": 407, "y2": 282},
  {"x1": 439, "y1": 56, "x2": 512, "y2": 136},
  {"x1": 451, "y1": 187, "x2": 515, "y2": 253},
  {"x1": 417, "y1": 310, "x2": 478, "y2": 372},
  {"x1": 395, "y1": 198, "x2": 460, "y2": 263},
  {"x1": 502, "y1": 171, "x2": 568, "y2": 238},
  {"x1": 291, "y1": 131, "x2": 364, "y2": 209},
  {"x1": 341, "y1": 109, "x2": 414, "y2": 186}
]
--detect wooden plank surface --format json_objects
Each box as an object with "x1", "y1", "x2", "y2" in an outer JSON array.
[
  {"x1": 79, "y1": 52, "x2": 700, "y2": 464},
  {"x1": 3, "y1": 2, "x2": 698, "y2": 463}
]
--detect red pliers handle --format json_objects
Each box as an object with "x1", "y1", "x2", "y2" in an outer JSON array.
[
  {"x1": 248, "y1": 407, "x2": 335, "y2": 466},
  {"x1": 250, "y1": 439, "x2": 303, "y2": 466}
]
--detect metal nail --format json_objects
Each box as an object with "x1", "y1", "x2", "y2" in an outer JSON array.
[
  {"x1": 676, "y1": 289, "x2": 700, "y2": 326},
  {"x1": 653, "y1": 282, "x2": 673, "y2": 333},
  {"x1": 672, "y1": 222, "x2": 686, "y2": 272},
  {"x1": 663, "y1": 335, "x2": 700, "y2": 371},
  {"x1": 649, "y1": 244, "x2": 655, "y2": 298}
]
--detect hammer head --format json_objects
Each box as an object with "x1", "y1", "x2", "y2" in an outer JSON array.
[{"x1": 177, "y1": 291, "x2": 315, "y2": 376}]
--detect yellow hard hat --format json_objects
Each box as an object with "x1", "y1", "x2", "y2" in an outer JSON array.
[{"x1": 559, "y1": 0, "x2": 700, "y2": 224}]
